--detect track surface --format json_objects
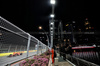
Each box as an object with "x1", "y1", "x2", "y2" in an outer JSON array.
[{"x1": 0, "y1": 50, "x2": 44, "y2": 66}]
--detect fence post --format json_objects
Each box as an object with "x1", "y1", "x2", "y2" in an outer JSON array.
[
  {"x1": 0, "y1": 44, "x2": 2, "y2": 49},
  {"x1": 76, "y1": 58, "x2": 79, "y2": 66},
  {"x1": 43, "y1": 44, "x2": 44, "y2": 52},
  {"x1": 88, "y1": 62, "x2": 90, "y2": 66},
  {"x1": 45, "y1": 45, "x2": 47, "y2": 51},
  {"x1": 26, "y1": 33, "x2": 31, "y2": 58},
  {"x1": 24, "y1": 46, "x2": 26, "y2": 51},
  {"x1": 41, "y1": 43, "x2": 42, "y2": 54},
  {"x1": 8, "y1": 44, "x2": 11, "y2": 52},
  {"x1": 20, "y1": 45, "x2": 22, "y2": 51},
  {"x1": 37, "y1": 41, "x2": 39, "y2": 55},
  {"x1": 43, "y1": 44, "x2": 44, "y2": 53},
  {"x1": 15, "y1": 45, "x2": 17, "y2": 52}
]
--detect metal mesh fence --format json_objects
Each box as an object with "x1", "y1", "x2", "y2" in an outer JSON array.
[
  {"x1": 0, "y1": 28, "x2": 28, "y2": 53},
  {"x1": 0, "y1": 16, "x2": 28, "y2": 38},
  {"x1": 0, "y1": 16, "x2": 47, "y2": 54}
]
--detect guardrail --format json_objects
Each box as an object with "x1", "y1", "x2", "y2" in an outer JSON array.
[{"x1": 66, "y1": 54, "x2": 99, "y2": 66}]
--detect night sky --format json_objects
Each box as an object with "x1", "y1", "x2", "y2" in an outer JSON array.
[{"x1": 0, "y1": 0, "x2": 100, "y2": 33}]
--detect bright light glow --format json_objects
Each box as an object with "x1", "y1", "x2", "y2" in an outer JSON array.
[
  {"x1": 93, "y1": 44, "x2": 96, "y2": 47},
  {"x1": 51, "y1": 31, "x2": 53, "y2": 34},
  {"x1": 39, "y1": 26, "x2": 42, "y2": 30},
  {"x1": 50, "y1": 14, "x2": 54, "y2": 18},
  {"x1": 50, "y1": 0, "x2": 56, "y2": 4},
  {"x1": 0, "y1": 33, "x2": 2, "y2": 35},
  {"x1": 51, "y1": 34, "x2": 53, "y2": 35},
  {"x1": 64, "y1": 39, "x2": 66, "y2": 41},
  {"x1": 85, "y1": 21, "x2": 89, "y2": 25},
  {"x1": 73, "y1": 21, "x2": 75, "y2": 23},
  {"x1": 50, "y1": 27, "x2": 53, "y2": 29},
  {"x1": 86, "y1": 27, "x2": 88, "y2": 30},
  {"x1": 74, "y1": 50, "x2": 76, "y2": 52},
  {"x1": 66, "y1": 24, "x2": 69, "y2": 26},
  {"x1": 50, "y1": 22, "x2": 54, "y2": 25},
  {"x1": 89, "y1": 27, "x2": 91, "y2": 29}
]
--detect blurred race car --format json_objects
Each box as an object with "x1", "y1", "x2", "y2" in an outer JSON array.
[
  {"x1": 8, "y1": 54, "x2": 13, "y2": 57},
  {"x1": 8, "y1": 52, "x2": 23, "y2": 57}
]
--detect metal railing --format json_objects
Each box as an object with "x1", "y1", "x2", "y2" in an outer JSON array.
[
  {"x1": 66, "y1": 54, "x2": 99, "y2": 66},
  {"x1": 0, "y1": 16, "x2": 48, "y2": 57}
]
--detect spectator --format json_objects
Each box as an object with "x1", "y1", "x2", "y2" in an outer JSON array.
[
  {"x1": 51, "y1": 47, "x2": 54, "y2": 64},
  {"x1": 59, "y1": 43, "x2": 63, "y2": 57},
  {"x1": 68, "y1": 44, "x2": 72, "y2": 56},
  {"x1": 56, "y1": 44, "x2": 59, "y2": 53},
  {"x1": 54, "y1": 45, "x2": 57, "y2": 58},
  {"x1": 65, "y1": 40, "x2": 72, "y2": 56},
  {"x1": 62, "y1": 43, "x2": 67, "y2": 60}
]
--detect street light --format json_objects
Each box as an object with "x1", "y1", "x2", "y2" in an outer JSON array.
[
  {"x1": 50, "y1": 27, "x2": 53, "y2": 30},
  {"x1": 50, "y1": 0, "x2": 56, "y2": 49},
  {"x1": 38, "y1": 26, "x2": 50, "y2": 48},
  {"x1": 39, "y1": 26, "x2": 42, "y2": 30},
  {"x1": 50, "y1": 14, "x2": 55, "y2": 18},
  {"x1": 50, "y1": 22, "x2": 54, "y2": 25},
  {"x1": 50, "y1": 0, "x2": 56, "y2": 4}
]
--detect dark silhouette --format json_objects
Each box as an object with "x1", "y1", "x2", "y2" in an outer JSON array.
[
  {"x1": 65, "y1": 40, "x2": 72, "y2": 56},
  {"x1": 62, "y1": 43, "x2": 67, "y2": 60},
  {"x1": 59, "y1": 43, "x2": 63, "y2": 57}
]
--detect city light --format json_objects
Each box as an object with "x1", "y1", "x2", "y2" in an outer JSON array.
[
  {"x1": 51, "y1": 34, "x2": 53, "y2": 35},
  {"x1": 66, "y1": 24, "x2": 69, "y2": 26},
  {"x1": 50, "y1": 22, "x2": 54, "y2": 25},
  {"x1": 64, "y1": 39, "x2": 66, "y2": 41},
  {"x1": 85, "y1": 21, "x2": 89, "y2": 25},
  {"x1": 93, "y1": 44, "x2": 96, "y2": 47},
  {"x1": 86, "y1": 27, "x2": 88, "y2": 30},
  {"x1": 89, "y1": 27, "x2": 91, "y2": 29},
  {"x1": 0, "y1": 33, "x2": 2, "y2": 36},
  {"x1": 68, "y1": 39, "x2": 70, "y2": 41},
  {"x1": 50, "y1": 27, "x2": 53, "y2": 30},
  {"x1": 73, "y1": 21, "x2": 75, "y2": 23},
  {"x1": 39, "y1": 26, "x2": 42, "y2": 30},
  {"x1": 50, "y1": 14, "x2": 55, "y2": 18},
  {"x1": 50, "y1": 0, "x2": 56, "y2": 4}
]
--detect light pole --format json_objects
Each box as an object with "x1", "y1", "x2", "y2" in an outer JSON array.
[
  {"x1": 50, "y1": 0, "x2": 56, "y2": 49},
  {"x1": 38, "y1": 26, "x2": 50, "y2": 49},
  {"x1": 49, "y1": 21, "x2": 54, "y2": 49},
  {"x1": 70, "y1": 24, "x2": 76, "y2": 43}
]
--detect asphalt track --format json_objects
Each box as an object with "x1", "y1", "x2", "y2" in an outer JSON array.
[{"x1": 0, "y1": 50, "x2": 45, "y2": 66}]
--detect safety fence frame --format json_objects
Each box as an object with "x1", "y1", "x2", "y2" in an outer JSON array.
[{"x1": 0, "y1": 16, "x2": 49, "y2": 58}]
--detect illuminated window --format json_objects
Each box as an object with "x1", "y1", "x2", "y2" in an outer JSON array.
[{"x1": 0, "y1": 33, "x2": 2, "y2": 36}]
